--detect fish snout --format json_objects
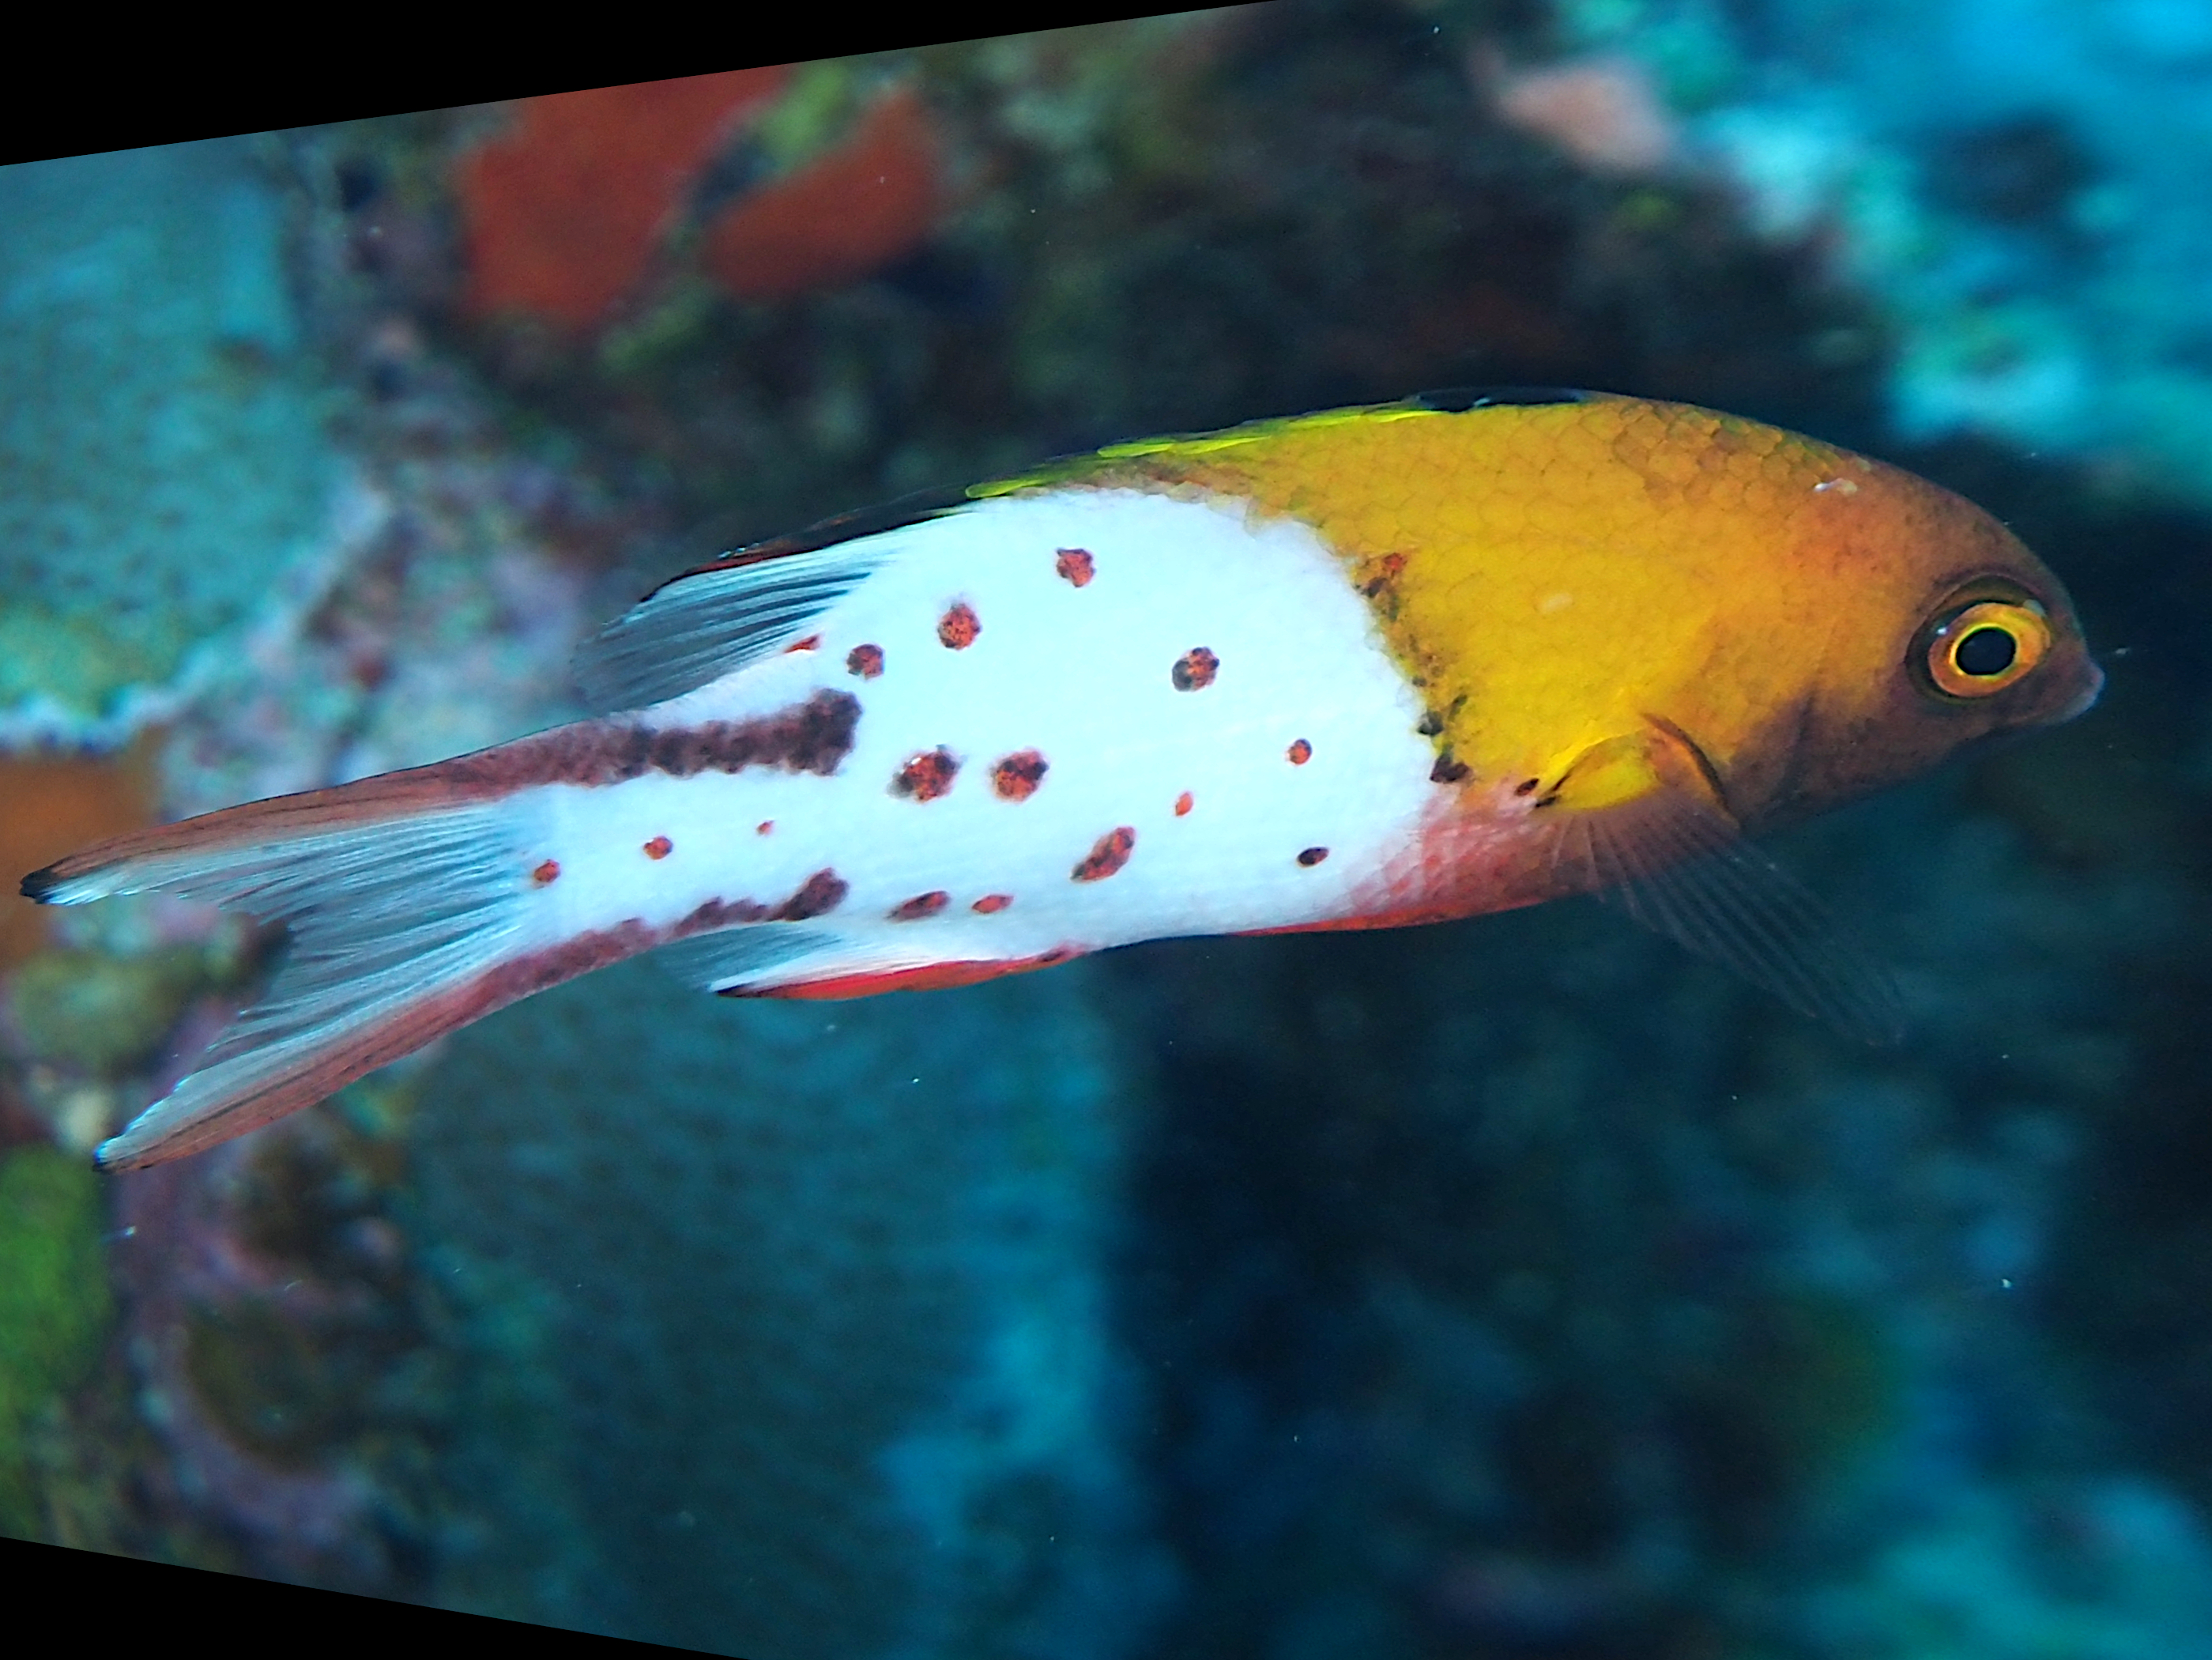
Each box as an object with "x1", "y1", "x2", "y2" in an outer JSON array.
[{"x1": 2045, "y1": 651, "x2": 2106, "y2": 726}]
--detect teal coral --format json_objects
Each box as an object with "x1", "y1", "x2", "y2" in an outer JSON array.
[
  {"x1": 406, "y1": 958, "x2": 1166, "y2": 1658},
  {"x1": 0, "y1": 138, "x2": 347, "y2": 742}
]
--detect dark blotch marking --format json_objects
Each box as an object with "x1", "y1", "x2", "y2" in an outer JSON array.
[
  {"x1": 643, "y1": 835, "x2": 673, "y2": 860},
  {"x1": 972, "y1": 893, "x2": 1012, "y2": 914},
  {"x1": 892, "y1": 747, "x2": 960, "y2": 802},
  {"x1": 1514, "y1": 777, "x2": 1541, "y2": 796},
  {"x1": 1415, "y1": 710, "x2": 1445, "y2": 737},
  {"x1": 1172, "y1": 647, "x2": 1219, "y2": 692},
  {"x1": 1361, "y1": 553, "x2": 1407, "y2": 600},
  {"x1": 992, "y1": 749, "x2": 1049, "y2": 801},
  {"x1": 1072, "y1": 826, "x2": 1136, "y2": 882},
  {"x1": 1055, "y1": 548, "x2": 1095, "y2": 587},
  {"x1": 891, "y1": 891, "x2": 951, "y2": 922},
  {"x1": 1296, "y1": 847, "x2": 1329, "y2": 867},
  {"x1": 780, "y1": 869, "x2": 848, "y2": 920},
  {"x1": 680, "y1": 867, "x2": 848, "y2": 932},
  {"x1": 847, "y1": 643, "x2": 884, "y2": 679},
  {"x1": 1287, "y1": 739, "x2": 1312, "y2": 766},
  {"x1": 1430, "y1": 755, "x2": 1471, "y2": 785},
  {"x1": 511, "y1": 690, "x2": 861, "y2": 790},
  {"x1": 938, "y1": 602, "x2": 980, "y2": 650}
]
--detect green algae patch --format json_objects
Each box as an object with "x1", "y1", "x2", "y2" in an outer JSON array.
[
  {"x1": 6, "y1": 946, "x2": 209, "y2": 1075},
  {"x1": 0, "y1": 1146, "x2": 114, "y2": 1537}
]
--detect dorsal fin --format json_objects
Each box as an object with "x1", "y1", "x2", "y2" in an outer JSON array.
[
  {"x1": 1409, "y1": 386, "x2": 1602, "y2": 412},
  {"x1": 571, "y1": 485, "x2": 970, "y2": 713},
  {"x1": 572, "y1": 388, "x2": 1621, "y2": 713}
]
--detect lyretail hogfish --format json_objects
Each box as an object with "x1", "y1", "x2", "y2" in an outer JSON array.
[{"x1": 26, "y1": 390, "x2": 2101, "y2": 1169}]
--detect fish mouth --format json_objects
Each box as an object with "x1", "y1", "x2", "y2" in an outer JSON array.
[{"x1": 2046, "y1": 655, "x2": 2106, "y2": 725}]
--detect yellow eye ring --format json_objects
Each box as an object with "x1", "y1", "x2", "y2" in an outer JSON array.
[{"x1": 1923, "y1": 599, "x2": 2052, "y2": 697}]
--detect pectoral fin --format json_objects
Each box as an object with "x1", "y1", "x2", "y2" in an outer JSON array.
[{"x1": 1545, "y1": 726, "x2": 1907, "y2": 1045}]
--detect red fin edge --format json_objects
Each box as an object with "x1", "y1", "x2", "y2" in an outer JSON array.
[{"x1": 729, "y1": 947, "x2": 1083, "y2": 1001}]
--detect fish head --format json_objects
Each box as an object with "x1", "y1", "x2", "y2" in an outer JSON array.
[
  {"x1": 1090, "y1": 393, "x2": 2099, "y2": 841},
  {"x1": 1646, "y1": 441, "x2": 2102, "y2": 835}
]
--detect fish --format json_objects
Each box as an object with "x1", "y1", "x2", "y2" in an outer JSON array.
[{"x1": 23, "y1": 388, "x2": 2101, "y2": 1170}]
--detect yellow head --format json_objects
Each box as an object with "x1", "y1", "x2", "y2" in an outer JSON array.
[{"x1": 1069, "y1": 392, "x2": 2100, "y2": 849}]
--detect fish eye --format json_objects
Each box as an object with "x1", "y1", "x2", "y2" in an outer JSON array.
[{"x1": 1918, "y1": 596, "x2": 2052, "y2": 699}]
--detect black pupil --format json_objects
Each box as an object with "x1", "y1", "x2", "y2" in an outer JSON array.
[{"x1": 1954, "y1": 625, "x2": 2018, "y2": 677}]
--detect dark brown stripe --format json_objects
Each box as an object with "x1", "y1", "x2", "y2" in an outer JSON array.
[
  {"x1": 677, "y1": 868, "x2": 849, "y2": 934},
  {"x1": 477, "y1": 689, "x2": 861, "y2": 789},
  {"x1": 37, "y1": 691, "x2": 863, "y2": 886}
]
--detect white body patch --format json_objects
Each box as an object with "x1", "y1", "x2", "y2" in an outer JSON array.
[{"x1": 529, "y1": 489, "x2": 1441, "y2": 989}]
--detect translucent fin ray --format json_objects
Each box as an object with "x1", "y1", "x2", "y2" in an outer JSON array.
[
  {"x1": 32, "y1": 802, "x2": 541, "y2": 1168},
  {"x1": 1576, "y1": 789, "x2": 1907, "y2": 1046},
  {"x1": 649, "y1": 925, "x2": 831, "y2": 993},
  {"x1": 573, "y1": 545, "x2": 895, "y2": 712}
]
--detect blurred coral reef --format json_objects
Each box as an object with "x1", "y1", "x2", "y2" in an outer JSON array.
[
  {"x1": 2, "y1": 3, "x2": 2212, "y2": 1656},
  {"x1": 1550, "y1": 0, "x2": 2212, "y2": 507}
]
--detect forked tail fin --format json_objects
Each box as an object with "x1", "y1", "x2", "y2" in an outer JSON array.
[{"x1": 24, "y1": 783, "x2": 555, "y2": 1169}]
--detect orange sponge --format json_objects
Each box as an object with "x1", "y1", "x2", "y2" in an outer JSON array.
[
  {"x1": 457, "y1": 68, "x2": 790, "y2": 330},
  {"x1": 703, "y1": 87, "x2": 944, "y2": 302}
]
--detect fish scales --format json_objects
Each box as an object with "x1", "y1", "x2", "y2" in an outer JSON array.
[
  {"x1": 24, "y1": 391, "x2": 2102, "y2": 1168},
  {"x1": 529, "y1": 489, "x2": 1441, "y2": 989}
]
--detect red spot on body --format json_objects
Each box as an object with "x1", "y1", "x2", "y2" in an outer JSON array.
[
  {"x1": 1171, "y1": 647, "x2": 1219, "y2": 691},
  {"x1": 1287, "y1": 739, "x2": 1312, "y2": 765},
  {"x1": 1174, "y1": 791, "x2": 1193, "y2": 817},
  {"x1": 937, "y1": 602, "x2": 980, "y2": 650},
  {"x1": 892, "y1": 747, "x2": 959, "y2": 801},
  {"x1": 890, "y1": 890, "x2": 950, "y2": 922},
  {"x1": 1055, "y1": 548, "x2": 1095, "y2": 587},
  {"x1": 531, "y1": 858, "x2": 561, "y2": 885},
  {"x1": 847, "y1": 643, "x2": 884, "y2": 678},
  {"x1": 991, "y1": 749, "x2": 1049, "y2": 801},
  {"x1": 757, "y1": 821, "x2": 774, "y2": 835},
  {"x1": 972, "y1": 893, "x2": 1012, "y2": 914},
  {"x1": 1072, "y1": 826, "x2": 1136, "y2": 882},
  {"x1": 643, "y1": 835, "x2": 673, "y2": 860},
  {"x1": 786, "y1": 634, "x2": 822, "y2": 654},
  {"x1": 1297, "y1": 847, "x2": 1329, "y2": 867}
]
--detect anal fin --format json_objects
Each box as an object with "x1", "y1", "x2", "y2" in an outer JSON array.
[{"x1": 652, "y1": 924, "x2": 1080, "y2": 1000}]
